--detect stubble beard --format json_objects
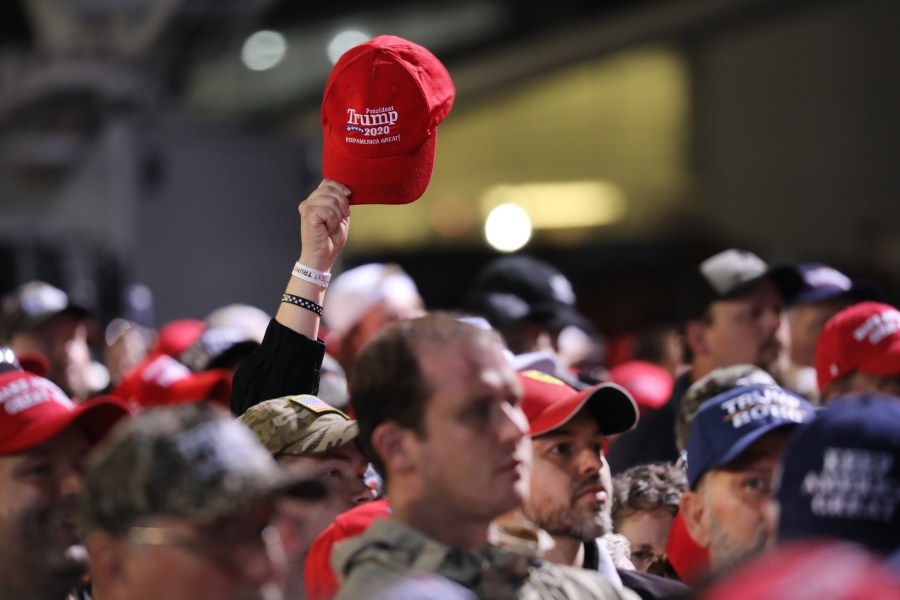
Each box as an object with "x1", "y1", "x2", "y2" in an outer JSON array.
[
  {"x1": 708, "y1": 514, "x2": 768, "y2": 572},
  {"x1": 0, "y1": 513, "x2": 85, "y2": 600},
  {"x1": 527, "y1": 477, "x2": 612, "y2": 543}
]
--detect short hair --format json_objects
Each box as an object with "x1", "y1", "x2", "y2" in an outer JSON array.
[
  {"x1": 349, "y1": 312, "x2": 502, "y2": 478},
  {"x1": 823, "y1": 371, "x2": 900, "y2": 403},
  {"x1": 612, "y1": 462, "x2": 687, "y2": 529},
  {"x1": 680, "y1": 308, "x2": 712, "y2": 365}
]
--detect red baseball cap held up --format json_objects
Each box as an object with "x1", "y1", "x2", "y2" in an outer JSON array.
[
  {"x1": 815, "y1": 301, "x2": 900, "y2": 393},
  {"x1": 518, "y1": 370, "x2": 638, "y2": 437},
  {"x1": 321, "y1": 35, "x2": 455, "y2": 205},
  {"x1": 0, "y1": 371, "x2": 129, "y2": 454}
]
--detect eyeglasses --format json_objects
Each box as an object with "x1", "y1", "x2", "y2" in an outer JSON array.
[{"x1": 126, "y1": 518, "x2": 283, "y2": 573}]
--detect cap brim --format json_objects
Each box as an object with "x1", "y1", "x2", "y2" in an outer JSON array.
[
  {"x1": 73, "y1": 395, "x2": 132, "y2": 445},
  {"x1": 161, "y1": 370, "x2": 232, "y2": 408},
  {"x1": 680, "y1": 264, "x2": 805, "y2": 323},
  {"x1": 723, "y1": 264, "x2": 805, "y2": 305},
  {"x1": 532, "y1": 303, "x2": 597, "y2": 336},
  {"x1": 322, "y1": 130, "x2": 437, "y2": 205},
  {"x1": 710, "y1": 420, "x2": 799, "y2": 476},
  {"x1": 15, "y1": 351, "x2": 49, "y2": 377},
  {"x1": 530, "y1": 382, "x2": 639, "y2": 437}
]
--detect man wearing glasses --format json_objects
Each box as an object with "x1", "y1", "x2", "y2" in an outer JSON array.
[{"x1": 77, "y1": 403, "x2": 325, "y2": 600}]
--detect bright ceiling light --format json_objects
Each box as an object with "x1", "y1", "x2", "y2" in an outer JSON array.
[
  {"x1": 327, "y1": 30, "x2": 371, "y2": 64},
  {"x1": 485, "y1": 204, "x2": 532, "y2": 252},
  {"x1": 482, "y1": 181, "x2": 626, "y2": 229},
  {"x1": 241, "y1": 30, "x2": 288, "y2": 71}
]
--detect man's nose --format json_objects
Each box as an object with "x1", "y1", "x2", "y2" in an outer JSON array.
[
  {"x1": 499, "y1": 402, "x2": 529, "y2": 444},
  {"x1": 576, "y1": 447, "x2": 603, "y2": 477}
]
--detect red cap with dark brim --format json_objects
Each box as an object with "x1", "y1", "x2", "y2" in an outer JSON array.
[{"x1": 518, "y1": 370, "x2": 638, "y2": 437}]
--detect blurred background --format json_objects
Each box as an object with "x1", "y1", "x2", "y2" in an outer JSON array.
[{"x1": 1, "y1": 0, "x2": 897, "y2": 338}]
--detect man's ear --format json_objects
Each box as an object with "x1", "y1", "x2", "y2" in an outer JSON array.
[
  {"x1": 371, "y1": 421, "x2": 416, "y2": 475},
  {"x1": 679, "y1": 489, "x2": 711, "y2": 549},
  {"x1": 683, "y1": 319, "x2": 709, "y2": 359}
]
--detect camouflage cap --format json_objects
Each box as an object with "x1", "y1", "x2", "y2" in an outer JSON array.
[
  {"x1": 675, "y1": 364, "x2": 777, "y2": 452},
  {"x1": 79, "y1": 403, "x2": 324, "y2": 537},
  {"x1": 238, "y1": 394, "x2": 359, "y2": 457}
]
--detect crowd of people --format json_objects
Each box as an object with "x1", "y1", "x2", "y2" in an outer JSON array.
[{"x1": 1, "y1": 35, "x2": 898, "y2": 600}]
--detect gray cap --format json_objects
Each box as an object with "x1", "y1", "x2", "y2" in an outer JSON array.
[{"x1": 80, "y1": 403, "x2": 324, "y2": 537}]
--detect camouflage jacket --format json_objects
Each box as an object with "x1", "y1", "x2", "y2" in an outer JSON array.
[{"x1": 332, "y1": 518, "x2": 640, "y2": 600}]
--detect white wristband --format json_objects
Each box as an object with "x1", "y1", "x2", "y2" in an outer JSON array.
[{"x1": 292, "y1": 262, "x2": 331, "y2": 287}]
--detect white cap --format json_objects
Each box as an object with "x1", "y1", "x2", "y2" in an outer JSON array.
[{"x1": 323, "y1": 264, "x2": 420, "y2": 339}]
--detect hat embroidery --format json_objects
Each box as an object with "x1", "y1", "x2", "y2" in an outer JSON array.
[
  {"x1": 801, "y1": 447, "x2": 898, "y2": 522},
  {"x1": 852, "y1": 309, "x2": 900, "y2": 344},
  {"x1": 141, "y1": 355, "x2": 191, "y2": 387},
  {"x1": 345, "y1": 106, "x2": 401, "y2": 144},
  {"x1": 0, "y1": 377, "x2": 72, "y2": 415},
  {"x1": 290, "y1": 394, "x2": 348, "y2": 418},
  {"x1": 718, "y1": 387, "x2": 809, "y2": 429}
]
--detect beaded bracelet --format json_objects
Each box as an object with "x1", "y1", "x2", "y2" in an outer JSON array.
[
  {"x1": 291, "y1": 262, "x2": 331, "y2": 287},
  {"x1": 281, "y1": 293, "x2": 323, "y2": 316}
]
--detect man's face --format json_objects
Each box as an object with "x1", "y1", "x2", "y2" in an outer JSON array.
[
  {"x1": 274, "y1": 442, "x2": 373, "y2": 558},
  {"x1": 687, "y1": 430, "x2": 791, "y2": 570},
  {"x1": 703, "y1": 279, "x2": 786, "y2": 372},
  {"x1": 97, "y1": 502, "x2": 287, "y2": 600},
  {"x1": 0, "y1": 426, "x2": 90, "y2": 587},
  {"x1": 411, "y1": 338, "x2": 530, "y2": 523},
  {"x1": 524, "y1": 409, "x2": 612, "y2": 542},
  {"x1": 788, "y1": 299, "x2": 849, "y2": 367},
  {"x1": 11, "y1": 313, "x2": 94, "y2": 399}
]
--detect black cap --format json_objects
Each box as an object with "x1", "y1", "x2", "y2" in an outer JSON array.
[
  {"x1": 676, "y1": 249, "x2": 805, "y2": 323},
  {"x1": 465, "y1": 255, "x2": 595, "y2": 334}
]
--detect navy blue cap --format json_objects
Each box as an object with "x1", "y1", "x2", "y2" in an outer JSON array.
[
  {"x1": 686, "y1": 384, "x2": 815, "y2": 489},
  {"x1": 793, "y1": 263, "x2": 885, "y2": 306},
  {"x1": 776, "y1": 394, "x2": 900, "y2": 555}
]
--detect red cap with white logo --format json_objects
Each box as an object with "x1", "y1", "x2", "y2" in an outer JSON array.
[
  {"x1": 321, "y1": 35, "x2": 455, "y2": 205},
  {"x1": 815, "y1": 301, "x2": 900, "y2": 393},
  {"x1": 0, "y1": 371, "x2": 129, "y2": 454}
]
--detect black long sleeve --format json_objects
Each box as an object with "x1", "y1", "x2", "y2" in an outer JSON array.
[{"x1": 230, "y1": 319, "x2": 326, "y2": 416}]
